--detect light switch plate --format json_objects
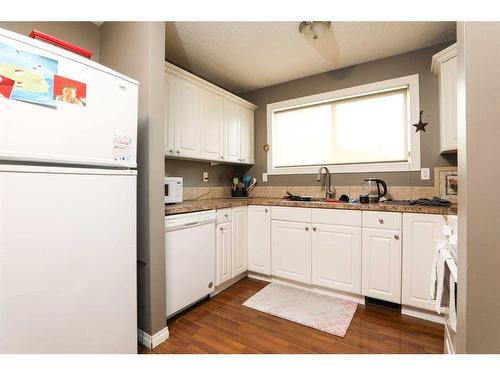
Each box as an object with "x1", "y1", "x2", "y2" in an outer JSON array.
[
  {"x1": 421, "y1": 168, "x2": 430, "y2": 180},
  {"x1": 203, "y1": 172, "x2": 209, "y2": 182},
  {"x1": 262, "y1": 173, "x2": 268, "y2": 182}
]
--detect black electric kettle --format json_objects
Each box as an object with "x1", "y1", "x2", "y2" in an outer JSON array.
[{"x1": 360, "y1": 178, "x2": 388, "y2": 203}]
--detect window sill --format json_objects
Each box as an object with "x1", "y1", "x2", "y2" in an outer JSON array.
[{"x1": 268, "y1": 161, "x2": 419, "y2": 175}]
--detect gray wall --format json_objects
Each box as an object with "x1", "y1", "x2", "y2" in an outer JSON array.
[
  {"x1": 0, "y1": 22, "x2": 100, "y2": 62},
  {"x1": 456, "y1": 22, "x2": 500, "y2": 354},
  {"x1": 166, "y1": 159, "x2": 249, "y2": 187},
  {"x1": 239, "y1": 43, "x2": 457, "y2": 188},
  {"x1": 100, "y1": 22, "x2": 167, "y2": 337}
]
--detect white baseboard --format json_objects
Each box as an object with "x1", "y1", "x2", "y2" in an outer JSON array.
[
  {"x1": 248, "y1": 272, "x2": 365, "y2": 305},
  {"x1": 138, "y1": 326, "x2": 170, "y2": 350},
  {"x1": 401, "y1": 306, "x2": 444, "y2": 324}
]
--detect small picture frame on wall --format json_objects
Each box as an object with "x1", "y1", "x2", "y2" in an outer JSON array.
[{"x1": 434, "y1": 167, "x2": 458, "y2": 202}]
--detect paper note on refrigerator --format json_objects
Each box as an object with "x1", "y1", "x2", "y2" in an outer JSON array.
[{"x1": 113, "y1": 134, "x2": 132, "y2": 162}]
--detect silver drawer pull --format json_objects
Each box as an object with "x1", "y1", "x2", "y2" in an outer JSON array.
[
  {"x1": 184, "y1": 221, "x2": 199, "y2": 227},
  {"x1": 379, "y1": 218, "x2": 384, "y2": 224},
  {"x1": 264, "y1": 208, "x2": 268, "y2": 213}
]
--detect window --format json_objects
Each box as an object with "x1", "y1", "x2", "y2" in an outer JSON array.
[{"x1": 266, "y1": 75, "x2": 420, "y2": 174}]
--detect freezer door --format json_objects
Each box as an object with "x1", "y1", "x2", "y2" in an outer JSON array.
[
  {"x1": 0, "y1": 165, "x2": 137, "y2": 353},
  {"x1": 0, "y1": 29, "x2": 138, "y2": 168}
]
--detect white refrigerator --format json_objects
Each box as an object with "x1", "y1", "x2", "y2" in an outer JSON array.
[{"x1": 0, "y1": 28, "x2": 138, "y2": 353}]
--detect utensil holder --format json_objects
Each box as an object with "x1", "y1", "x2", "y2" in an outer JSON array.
[{"x1": 231, "y1": 187, "x2": 248, "y2": 198}]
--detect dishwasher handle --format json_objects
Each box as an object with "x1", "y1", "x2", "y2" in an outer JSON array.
[{"x1": 183, "y1": 221, "x2": 199, "y2": 227}]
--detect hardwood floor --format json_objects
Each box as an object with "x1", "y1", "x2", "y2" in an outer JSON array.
[{"x1": 139, "y1": 278, "x2": 444, "y2": 354}]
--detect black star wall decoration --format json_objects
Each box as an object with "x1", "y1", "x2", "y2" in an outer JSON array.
[{"x1": 413, "y1": 110, "x2": 429, "y2": 133}]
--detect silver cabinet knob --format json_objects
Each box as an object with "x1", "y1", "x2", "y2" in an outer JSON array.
[
  {"x1": 224, "y1": 214, "x2": 228, "y2": 218},
  {"x1": 176, "y1": 150, "x2": 180, "y2": 154},
  {"x1": 379, "y1": 218, "x2": 384, "y2": 224},
  {"x1": 220, "y1": 156, "x2": 224, "y2": 159},
  {"x1": 168, "y1": 148, "x2": 174, "y2": 153},
  {"x1": 313, "y1": 227, "x2": 317, "y2": 232},
  {"x1": 305, "y1": 227, "x2": 309, "y2": 231},
  {"x1": 219, "y1": 227, "x2": 223, "y2": 231},
  {"x1": 394, "y1": 234, "x2": 400, "y2": 240},
  {"x1": 264, "y1": 208, "x2": 268, "y2": 213}
]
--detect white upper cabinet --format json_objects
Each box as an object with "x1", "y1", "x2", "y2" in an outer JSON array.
[
  {"x1": 175, "y1": 76, "x2": 202, "y2": 158},
  {"x1": 164, "y1": 72, "x2": 201, "y2": 158},
  {"x1": 431, "y1": 43, "x2": 457, "y2": 153},
  {"x1": 402, "y1": 213, "x2": 445, "y2": 311},
  {"x1": 200, "y1": 89, "x2": 224, "y2": 160},
  {"x1": 223, "y1": 99, "x2": 241, "y2": 163},
  {"x1": 239, "y1": 107, "x2": 255, "y2": 164},
  {"x1": 165, "y1": 63, "x2": 256, "y2": 164}
]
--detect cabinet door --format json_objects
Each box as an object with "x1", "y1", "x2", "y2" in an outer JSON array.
[
  {"x1": 164, "y1": 73, "x2": 176, "y2": 156},
  {"x1": 223, "y1": 99, "x2": 240, "y2": 163},
  {"x1": 216, "y1": 222, "x2": 232, "y2": 286},
  {"x1": 439, "y1": 56, "x2": 458, "y2": 152},
  {"x1": 231, "y1": 206, "x2": 247, "y2": 277},
  {"x1": 247, "y1": 206, "x2": 271, "y2": 275},
  {"x1": 174, "y1": 77, "x2": 201, "y2": 158},
  {"x1": 271, "y1": 220, "x2": 311, "y2": 284},
  {"x1": 312, "y1": 224, "x2": 361, "y2": 294},
  {"x1": 239, "y1": 107, "x2": 254, "y2": 164},
  {"x1": 402, "y1": 213, "x2": 445, "y2": 310},
  {"x1": 200, "y1": 89, "x2": 224, "y2": 160},
  {"x1": 362, "y1": 228, "x2": 401, "y2": 303}
]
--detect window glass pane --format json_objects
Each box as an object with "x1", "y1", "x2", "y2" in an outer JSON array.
[
  {"x1": 332, "y1": 90, "x2": 408, "y2": 164},
  {"x1": 272, "y1": 88, "x2": 408, "y2": 168},
  {"x1": 273, "y1": 104, "x2": 335, "y2": 167}
]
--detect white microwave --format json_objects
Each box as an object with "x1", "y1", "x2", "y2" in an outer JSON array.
[{"x1": 165, "y1": 177, "x2": 183, "y2": 204}]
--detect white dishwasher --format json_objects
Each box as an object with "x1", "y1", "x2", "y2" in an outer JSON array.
[{"x1": 165, "y1": 210, "x2": 216, "y2": 318}]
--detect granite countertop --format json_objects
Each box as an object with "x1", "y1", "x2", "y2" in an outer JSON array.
[{"x1": 165, "y1": 197, "x2": 458, "y2": 216}]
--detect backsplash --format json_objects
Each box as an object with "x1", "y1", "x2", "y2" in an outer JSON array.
[{"x1": 182, "y1": 185, "x2": 436, "y2": 201}]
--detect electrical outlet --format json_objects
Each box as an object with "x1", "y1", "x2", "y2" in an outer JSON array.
[
  {"x1": 262, "y1": 173, "x2": 268, "y2": 182},
  {"x1": 203, "y1": 172, "x2": 209, "y2": 182},
  {"x1": 421, "y1": 168, "x2": 430, "y2": 180}
]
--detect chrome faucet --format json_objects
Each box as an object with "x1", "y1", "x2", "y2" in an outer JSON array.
[{"x1": 317, "y1": 166, "x2": 335, "y2": 200}]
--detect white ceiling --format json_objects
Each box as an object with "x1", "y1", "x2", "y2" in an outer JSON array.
[{"x1": 165, "y1": 22, "x2": 455, "y2": 94}]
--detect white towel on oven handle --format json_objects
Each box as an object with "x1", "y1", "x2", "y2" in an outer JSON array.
[
  {"x1": 448, "y1": 270, "x2": 457, "y2": 332},
  {"x1": 430, "y1": 240, "x2": 453, "y2": 314}
]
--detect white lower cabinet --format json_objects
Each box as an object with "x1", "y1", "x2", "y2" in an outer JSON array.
[
  {"x1": 247, "y1": 205, "x2": 271, "y2": 275},
  {"x1": 271, "y1": 220, "x2": 312, "y2": 284},
  {"x1": 362, "y1": 228, "x2": 402, "y2": 303},
  {"x1": 216, "y1": 207, "x2": 248, "y2": 286},
  {"x1": 312, "y1": 224, "x2": 361, "y2": 294},
  {"x1": 216, "y1": 221, "x2": 232, "y2": 286},
  {"x1": 232, "y1": 206, "x2": 247, "y2": 277},
  {"x1": 402, "y1": 213, "x2": 445, "y2": 310}
]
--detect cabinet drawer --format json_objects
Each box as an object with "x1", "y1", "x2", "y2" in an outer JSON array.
[
  {"x1": 271, "y1": 206, "x2": 311, "y2": 223},
  {"x1": 312, "y1": 208, "x2": 361, "y2": 227},
  {"x1": 363, "y1": 211, "x2": 401, "y2": 230},
  {"x1": 217, "y1": 208, "x2": 232, "y2": 224}
]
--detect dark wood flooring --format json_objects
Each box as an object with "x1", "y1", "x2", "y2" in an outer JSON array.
[{"x1": 139, "y1": 278, "x2": 444, "y2": 354}]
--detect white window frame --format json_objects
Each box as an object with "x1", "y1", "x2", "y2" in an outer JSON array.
[{"x1": 266, "y1": 74, "x2": 421, "y2": 175}]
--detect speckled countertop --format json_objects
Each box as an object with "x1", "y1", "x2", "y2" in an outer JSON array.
[{"x1": 165, "y1": 197, "x2": 457, "y2": 216}]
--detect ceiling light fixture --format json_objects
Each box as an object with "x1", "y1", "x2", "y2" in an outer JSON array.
[{"x1": 299, "y1": 21, "x2": 331, "y2": 41}]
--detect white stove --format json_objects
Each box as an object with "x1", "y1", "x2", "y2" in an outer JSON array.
[{"x1": 443, "y1": 215, "x2": 458, "y2": 354}]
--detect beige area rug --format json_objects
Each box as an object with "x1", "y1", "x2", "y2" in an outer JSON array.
[{"x1": 243, "y1": 283, "x2": 358, "y2": 337}]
